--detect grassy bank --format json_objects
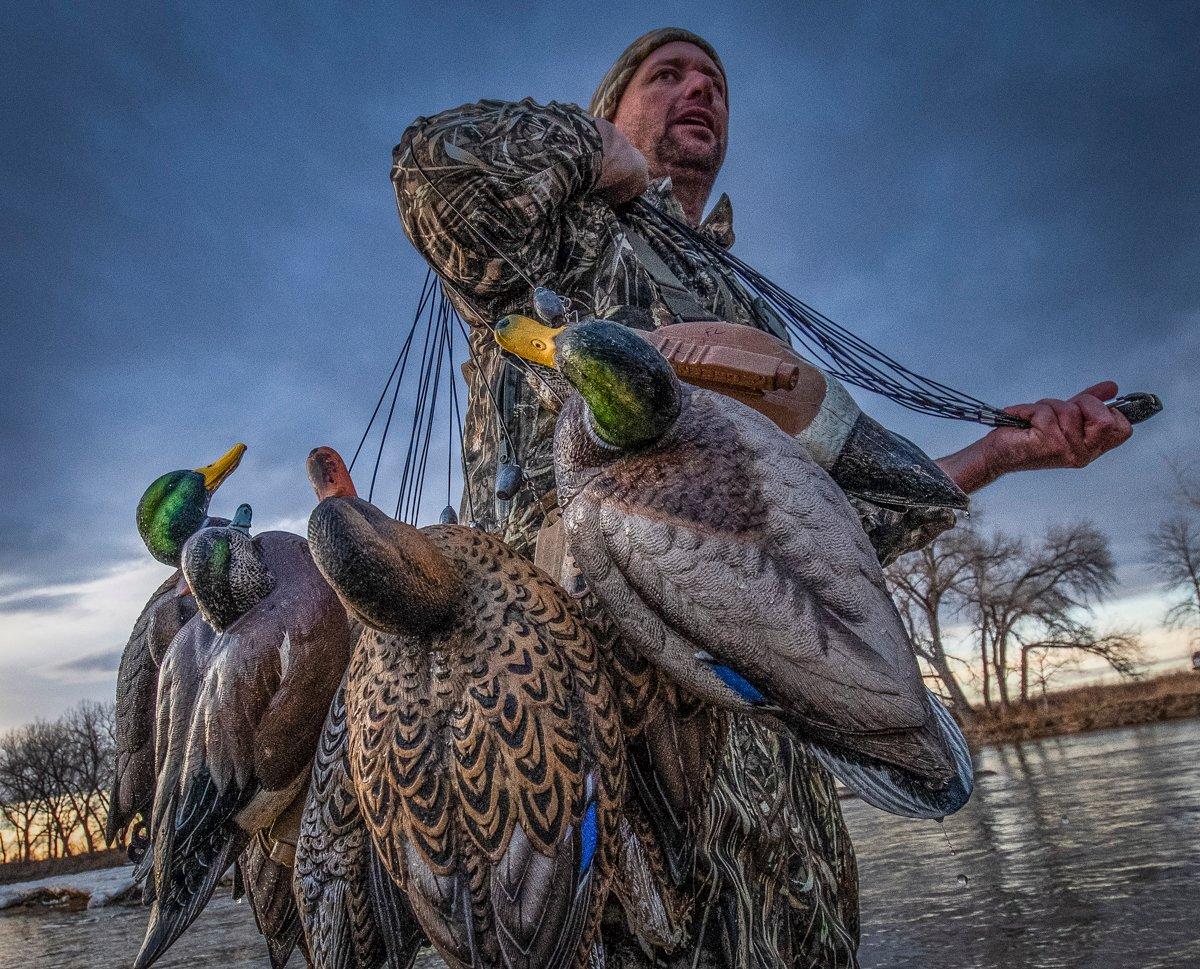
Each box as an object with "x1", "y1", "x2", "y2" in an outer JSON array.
[{"x1": 962, "y1": 670, "x2": 1200, "y2": 746}]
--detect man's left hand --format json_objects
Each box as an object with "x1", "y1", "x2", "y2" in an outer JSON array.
[{"x1": 937, "y1": 381, "x2": 1133, "y2": 494}]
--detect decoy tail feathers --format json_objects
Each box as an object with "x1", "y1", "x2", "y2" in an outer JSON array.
[
  {"x1": 829, "y1": 413, "x2": 969, "y2": 512},
  {"x1": 367, "y1": 848, "x2": 425, "y2": 969},
  {"x1": 240, "y1": 835, "x2": 304, "y2": 969},
  {"x1": 136, "y1": 823, "x2": 247, "y2": 968},
  {"x1": 295, "y1": 681, "x2": 393, "y2": 969},
  {"x1": 135, "y1": 767, "x2": 250, "y2": 967},
  {"x1": 813, "y1": 691, "x2": 974, "y2": 819}
]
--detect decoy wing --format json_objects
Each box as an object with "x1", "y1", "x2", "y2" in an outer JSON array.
[
  {"x1": 239, "y1": 833, "x2": 306, "y2": 969},
  {"x1": 107, "y1": 570, "x2": 195, "y2": 852},
  {"x1": 349, "y1": 528, "x2": 622, "y2": 969},
  {"x1": 296, "y1": 678, "x2": 420, "y2": 969},
  {"x1": 138, "y1": 609, "x2": 217, "y2": 899},
  {"x1": 563, "y1": 388, "x2": 952, "y2": 783}
]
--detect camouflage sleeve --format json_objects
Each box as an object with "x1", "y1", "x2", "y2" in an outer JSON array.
[{"x1": 391, "y1": 98, "x2": 604, "y2": 310}]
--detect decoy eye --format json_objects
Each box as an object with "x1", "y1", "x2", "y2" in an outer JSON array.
[{"x1": 531, "y1": 339, "x2": 547, "y2": 351}]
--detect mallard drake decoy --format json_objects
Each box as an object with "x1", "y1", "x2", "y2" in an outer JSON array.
[
  {"x1": 306, "y1": 446, "x2": 625, "y2": 969},
  {"x1": 295, "y1": 680, "x2": 424, "y2": 969},
  {"x1": 107, "y1": 443, "x2": 246, "y2": 855},
  {"x1": 136, "y1": 503, "x2": 355, "y2": 968},
  {"x1": 493, "y1": 315, "x2": 973, "y2": 820}
]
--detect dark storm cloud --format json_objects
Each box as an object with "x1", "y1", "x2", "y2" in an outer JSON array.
[
  {"x1": 55, "y1": 648, "x2": 123, "y2": 675},
  {"x1": 0, "y1": 591, "x2": 80, "y2": 615},
  {"x1": 2, "y1": 0, "x2": 1196, "y2": 619}
]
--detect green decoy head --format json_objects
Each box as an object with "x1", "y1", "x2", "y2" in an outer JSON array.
[
  {"x1": 136, "y1": 443, "x2": 247, "y2": 567},
  {"x1": 180, "y1": 503, "x2": 274, "y2": 632},
  {"x1": 495, "y1": 315, "x2": 680, "y2": 449}
]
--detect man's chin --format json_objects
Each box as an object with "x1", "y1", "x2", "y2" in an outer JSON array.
[{"x1": 656, "y1": 131, "x2": 725, "y2": 174}]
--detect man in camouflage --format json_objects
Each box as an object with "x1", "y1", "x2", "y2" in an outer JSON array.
[{"x1": 391, "y1": 27, "x2": 1133, "y2": 967}]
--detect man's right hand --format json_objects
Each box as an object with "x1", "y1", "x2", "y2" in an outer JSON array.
[{"x1": 594, "y1": 118, "x2": 649, "y2": 205}]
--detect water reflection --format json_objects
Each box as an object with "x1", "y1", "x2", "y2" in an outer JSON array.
[
  {"x1": 1, "y1": 722, "x2": 1195, "y2": 967},
  {"x1": 847, "y1": 719, "x2": 1200, "y2": 969}
]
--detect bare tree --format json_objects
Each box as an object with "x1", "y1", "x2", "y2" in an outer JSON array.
[
  {"x1": 1018, "y1": 630, "x2": 1142, "y2": 702},
  {"x1": 62, "y1": 701, "x2": 115, "y2": 851},
  {"x1": 0, "y1": 701, "x2": 116, "y2": 863},
  {"x1": 971, "y1": 522, "x2": 1132, "y2": 709},
  {"x1": 1148, "y1": 515, "x2": 1200, "y2": 635},
  {"x1": 886, "y1": 529, "x2": 978, "y2": 721},
  {"x1": 1166, "y1": 458, "x2": 1200, "y2": 513},
  {"x1": 888, "y1": 520, "x2": 1141, "y2": 715},
  {"x1": 0, "y1": 728, "x2": 43, "y2": 862}
]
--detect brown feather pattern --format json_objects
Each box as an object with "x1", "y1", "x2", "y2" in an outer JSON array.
[
  {"x1": 338, "y1": 525, "x2": 624, "y2": 969},
  {"x1": 108, "y1": 570, "x2": 195, "y2": 850}
]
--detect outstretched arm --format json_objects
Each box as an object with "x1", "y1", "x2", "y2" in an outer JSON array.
[{"x1": 937, "y1": 380, "x2": 1133, "y2": 494}]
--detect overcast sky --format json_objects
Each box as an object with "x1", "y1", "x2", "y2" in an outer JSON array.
[{"x1": 1, "y1": 1, "x2": 1197, "y2": 728}]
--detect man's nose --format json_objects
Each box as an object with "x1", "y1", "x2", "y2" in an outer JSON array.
[{"x1": 682, "y1": 70, "x2": 716, "y2": 105}]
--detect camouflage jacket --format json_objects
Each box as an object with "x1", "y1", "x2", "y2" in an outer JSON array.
[{"x1": 391, "y1": 97, "x2": 953, "y2": 564}]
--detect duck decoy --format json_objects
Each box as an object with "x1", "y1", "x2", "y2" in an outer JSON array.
[
  {"x1": 602, "y1": 630, "x2": 722, "y2": 954},
  {"x1": 107, "y1": 443, "x2": 246, "y2": 856},
  {"x1": 135, "y1": 502, "x2": 355, "y2": 968},
  {"x1": 493, "y1": 315, "x2": 973, "y2": 820},
  {"x1": 295, "y1": 680, "x2": 424, "y2": 969},
  {"x1": 306, "y1": 446, "x2": 625, "y2": 969}
]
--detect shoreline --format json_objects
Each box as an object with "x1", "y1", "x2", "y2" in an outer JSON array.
[
  {"x1": 961, "y1": 670, "x2": 1200, "y2": 746},
  {"x1": 3, "y1": 677, "x2": 1196, "y2": 896}
]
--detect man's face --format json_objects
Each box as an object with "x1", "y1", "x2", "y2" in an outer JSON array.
[{"x1": 612, "y1": 40, "x2": 728, "y2": 179}]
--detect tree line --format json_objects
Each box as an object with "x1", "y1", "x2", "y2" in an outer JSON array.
[
  {"x1": 0, "y1": 701, "x2": 114, "y2": 863},
  {"x1": 885, "y1": 476, "x2": 1200, "y2": 723}
]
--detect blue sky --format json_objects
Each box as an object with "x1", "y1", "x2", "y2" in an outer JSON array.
[{"x1": 2, "y1": 1, "x2": 1197, "y2": 727}]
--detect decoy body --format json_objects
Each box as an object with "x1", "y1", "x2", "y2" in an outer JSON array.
[
  {"x1": 107, "y1": 443, "x2": 246, "y2": 856},
  {"x1": 238, "y1": 832, "x2": 308, "y2": 969},
  {"x1": 494, "y1": 316, "x2": 973, "y2": 819},
  {"x1": 136, "y1": 502, "x2": 355, "y2": 968},
  {"x1": 306, "y1": 446, "x2": 625, "y2": 969},
  {"x1": 601, "y1": 632, "x2": 723, "y2": 952}
]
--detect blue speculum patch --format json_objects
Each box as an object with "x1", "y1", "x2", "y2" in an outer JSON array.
[
  {"x1": 710, "y1": 663, "x2": 767, "y2": 704},
  {"x1": 579, "y1": 800, "x2": 599, "y2": 873}
]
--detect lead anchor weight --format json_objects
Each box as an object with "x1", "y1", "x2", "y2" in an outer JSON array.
[
  {"x1": 533, "y1": 287, "x2": 568, "y2": 324},
  {"x1": 495, "y1": 462, "x2": 523, "y2": 501}
]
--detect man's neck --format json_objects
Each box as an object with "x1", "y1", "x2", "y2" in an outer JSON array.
[{"x1": 657, "y1": 166, "x2": 714, "y2": 225}]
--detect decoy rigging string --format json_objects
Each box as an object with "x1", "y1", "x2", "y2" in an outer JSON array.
[
  {"x1": 411, "y1": 131, "x2": 1025, "y2": 429},
  {"x1": 629, "y1": 198, "x2": 1028, "y2": 429}
]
